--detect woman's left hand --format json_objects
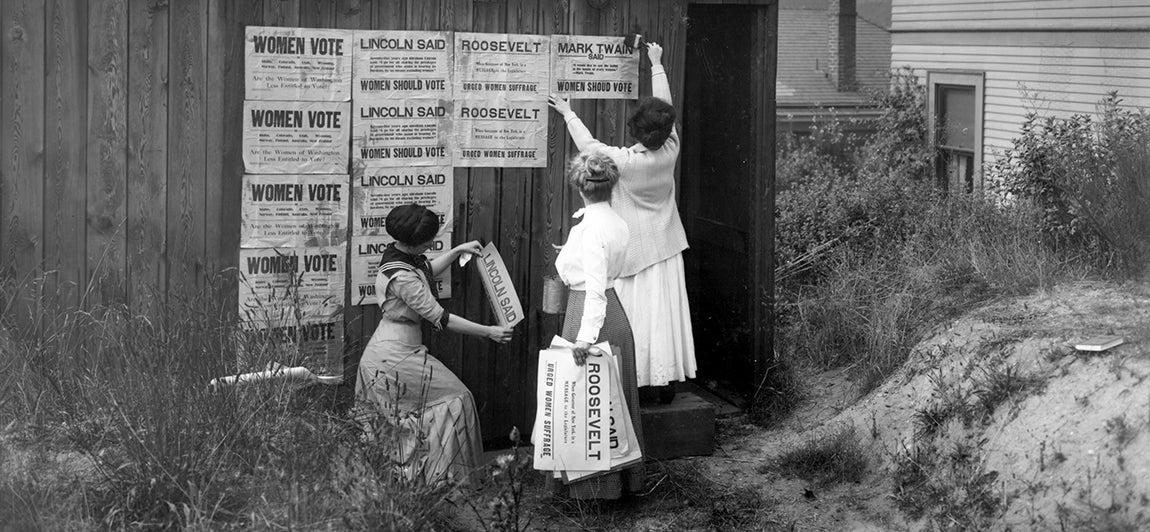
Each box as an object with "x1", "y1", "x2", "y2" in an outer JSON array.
[
  {"x1": 454, "y1": 240, "x2": 483, "y2": 258},
  {"x1": 548, "y1": 94, "x2": 572, "y2": 115},
  {"x1": 572, "y1": 341, "x2": 598, "y2": 366}
]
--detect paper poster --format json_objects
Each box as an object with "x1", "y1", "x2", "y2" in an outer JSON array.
[
  {"x1": 474, "y1": 242, "x2": 524, "y2": 326},
  {"x1": 452, "y1": 98, "x2": 548, "y2": 167},
  {"x1": 453, "y1": 32, "x2": 550, "y2": 100},
  {"x1": 238, "y1": 246, "x2": 346, "y2": 326},
  {"x1": 243, "y1": 100, "x2": 351, "y2": 174},
  {"x1": 241, "y1": 174, "x2": 349, "y2": 248},
  {"x1": 550, "y1": 35, "x2": 639, "y2": 99},
  {"x1": 245, "y1": 26, "x2": 353, "y2": 102},
  {"x1": 240, "y1": 319, "x2": 345, "y2": 376},
  {"x1": 350, "y1": 233, "x2": 453, "y2": 306},
  {"x1": 353, "y1": 30, "x2": 452, "y2": 100},
  {"x1": 353, "y1": 166, "x2": 453, "y2": 237},
  {"x1": 532, "y1": 344, "x2": 611, "y2": 472},
  {"x1": 353, "y1": 98, "x2": 452, "y2": 167}
]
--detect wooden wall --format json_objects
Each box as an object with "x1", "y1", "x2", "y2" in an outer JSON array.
[
  {"x1": 2, "y1": 0, "x2": 772, "y2": 445},
  {"x1": 890, "y1": 0, "x2": 1150, "y2": 170}
]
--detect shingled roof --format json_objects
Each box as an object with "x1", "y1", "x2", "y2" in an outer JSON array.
[{"x1": 777, "y1": 8, "x2": 891, "y2": 109}]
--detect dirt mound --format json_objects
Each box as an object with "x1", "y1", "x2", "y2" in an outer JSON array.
[{"x1": 815, "y1": 281, "x2": 1150, "y2": 529}]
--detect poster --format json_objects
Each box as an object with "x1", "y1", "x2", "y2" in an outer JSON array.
[
  {"x1": 452, "y1": 32, "x2": 550, "y2": 100},
  {"x1": 243, "y1": 100, "x2": 351, "y2": 174},
  {"x1": 353, "y1": 166, "x2": 453, "y2": 237},
  {"x1": 238, "y1": 246, "x2": 346, "y2": 326},
  {"x1": 452, "y1": 97, "x2": 548, "y2": 167},
  {"x1": 550, "y1": 35, "x2": 639, "y2": 99},
  {"x1": 352, "y1": 98, "x2": 452, "y2": 167},
  {"x1": 245, "y1": 26, "x2": 353, "y2": 102},
  {"x1": 350, "y1": 233, "x2": 453, "y2": 306},
  {"x1": 532, "y1": 342, "x2": 612, "y2": 472},
  {"x1": 452, "y1": 32, "x2": 550, "y2": 168},
  {"x1": 241, "y1": 174, "x2": 349, "y2": 248},
  {"x1": 474, "y1": 242, "x2": 524, "y2": 327},
  {"x1": 353, "y1": 30, "x2": 452, "y2": 100}
]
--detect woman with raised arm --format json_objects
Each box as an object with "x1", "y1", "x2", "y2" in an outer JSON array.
[
  {"x1": 356, "y1": 203, "x2": 514, "y2": 482},
  {"x1": 552, "y1": 150, "x2": 645, "y2": 499},
  {"x1": 549, "y1": 41, "x2": 696, "y2": 403}
]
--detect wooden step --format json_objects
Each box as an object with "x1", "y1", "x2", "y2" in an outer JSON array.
[{"x1": 640, "y1": 392, "x2": 716, "y2": 460}]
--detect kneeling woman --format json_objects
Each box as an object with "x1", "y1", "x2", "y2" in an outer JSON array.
[
  {"x1": 553, "y1": 151, "x2": 645, "y2": 499},
  {"x1": 357, "y1": 203, "x2": 514, "y2": 481}
]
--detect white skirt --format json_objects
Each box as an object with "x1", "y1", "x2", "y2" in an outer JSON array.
[{"x1": 615, "y1": 253, "x2": 697, "y2": 387}]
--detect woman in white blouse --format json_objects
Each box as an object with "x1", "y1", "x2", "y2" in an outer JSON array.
[{"x1": 553, "y1": 151, "x2": 645, "y2": 499}]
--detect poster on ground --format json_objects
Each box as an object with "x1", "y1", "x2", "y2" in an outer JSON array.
[
  {"x1": 243, "y1": 100, "x2": 351, "y2": 174},
  {"x1": 238, "y1": 246, "x2": 346, "y2": 326},
  {"x1": 352, "y1": 166, "x2": 453, "y2": 237},
  {"x1": 550, "y1": 35, "x2": 639, "y2": 99},
  {"x1": 240, "y1": 174, "x2": 349, "y2": 248},
  {"x1": 451, "y1": 98, "x2": 548, "y2": 167},
  {"x1": 350, "y1": 233, "x2": 453, "y2": 306},
  {"x1": 352, "y1": 98, "x2": 452, "y2": 167},
  {"x1": 353, "y1": 30, "x2": 452, "y2": 100},
  {"x1": 245, "y1": 26, "x2": 353, "y2": 102}
]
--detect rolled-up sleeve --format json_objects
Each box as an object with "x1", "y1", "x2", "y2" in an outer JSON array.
[
  {"x1": 388, "y1": 271, "x2": 449, "y2": 329},
  {"x1": 576, "y1": 230, "x2": 609, "y2": 345}
]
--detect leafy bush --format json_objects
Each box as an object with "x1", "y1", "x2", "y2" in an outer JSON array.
[{"x1": 990, "y1": 92, "x2": 1150, "y2": 274}]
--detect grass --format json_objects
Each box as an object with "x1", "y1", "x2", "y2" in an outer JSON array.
[
  {"x1": 892, "y1": 441, "x2": 1003, "y2": 530},
  {"x1": 765, "y1": 426, "x2": 868, "y2": 486},
  {"x1": 0, "y1": 271, "x2": 474, "y2": 530},
  {"x1": 971, "y1": 363, "x2": 1046, "y2": 418}
]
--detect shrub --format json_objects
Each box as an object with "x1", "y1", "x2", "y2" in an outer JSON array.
[
  {"x1": 766, "y1": 426, "x2": 868, "y2": 486},
  {"x1": 990, "y1": 92, "x2": 1150, "y2": 274}
]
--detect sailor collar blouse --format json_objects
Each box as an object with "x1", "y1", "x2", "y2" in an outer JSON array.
[{"x1": 555, "y1": 201, "x2": 630, "y2": 344}]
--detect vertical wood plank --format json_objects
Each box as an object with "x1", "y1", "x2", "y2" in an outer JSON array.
[
  {"x1": 127, "y1": 0, "x2": 169, "y2": 313},
  {"x1": 43, "y1": 0, "x2": 86, "y2": 307},
  {"x1": 752, "y1": 2, "x2": 777, "y2": 404},
  {"x1": 300, "y1": 0, "x2": 336, "y2": 28},
  {"x1": 264, "y1": 0, "x2": 300, "y2": 27},
  {"x1": 207, "y1": 0, "x2": 262, "y2": 308},
  {"x1": 167, "y1": 0, "x2": 208, "y2": 295},
  {"x1": 371, "y1": 0, "x2": 404, "y2": 28},
  {"x1": 0, "y1": 0, "x2": 46, "y2": 287},
  {"x1": 463, "y1": 0, "x2": 505, "y2": 443},
  {"x1": 86, "y1": 0, "x2": 128, "y2": 305}
]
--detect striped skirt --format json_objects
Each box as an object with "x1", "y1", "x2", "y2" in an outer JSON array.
[{"x1": 552, "y1": 288, "x2": 646, "y2": 499}]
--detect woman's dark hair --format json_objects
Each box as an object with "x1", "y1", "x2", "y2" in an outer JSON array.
[
  {"x1": 385, "y1": 203, "x2": 441, "y2": 246},
  {"x1": 568, "y1": 150, "x2": 619, "y2": 203},
  {"x1": 627, "y1": 97, "x2": 676, "y2": 150}
]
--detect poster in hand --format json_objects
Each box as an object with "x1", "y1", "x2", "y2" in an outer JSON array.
[
  {"x1": 245, "y1": 26, "x2": 353, "y2": 102},
  {"x1": 474, "y1": 242, "x2": 524, "y2": 327},
  {"x1": 532, "y1": 340, "x2": 612, "y2": 472},
  {"x1": 243, "y1": 100, "x2": 351, "y2": 174},
  {"x1": 241, "y1": 174, "x2": 349, "y2": 248},
  {"x1": 350, "y1": 233, "x2": 453, "y2": 305},
  {"x1": 550, "y1": 35, "x2": 640, "y2": 100}
]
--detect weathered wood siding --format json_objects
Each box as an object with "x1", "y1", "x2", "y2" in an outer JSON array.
[
  {"x1": 1, "y1": 0, "x2": 774, "y2": 445},
  {"x1": 891, "y1": 0, "x2": 1150, "y2": 170}
]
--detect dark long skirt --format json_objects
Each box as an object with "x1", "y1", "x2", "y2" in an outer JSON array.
[{"x1": 553, "y1": 288, "x2": 646, "y2": 499}]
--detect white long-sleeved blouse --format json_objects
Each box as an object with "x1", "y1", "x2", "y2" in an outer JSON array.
[{"x1": 555, "y1": 202, "x2": 630, "y2": 344}]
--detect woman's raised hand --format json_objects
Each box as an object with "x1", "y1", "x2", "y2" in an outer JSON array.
[
  {"x1": 548, "y1": 93, "x2": 572, "y2": 115},
  {"x1": 486, "y1": 325, "x2": 514, "y2": 344},
  {"x1": 646, "y1": 41, "x2": 663, "y2": 65},
  {"x1": 454, "y1": 240, "x2": 483, "y2": 258}
]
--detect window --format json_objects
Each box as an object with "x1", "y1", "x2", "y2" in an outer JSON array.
[{"x1": 928, "y1": 72, "x2": 984, "y2": 193}]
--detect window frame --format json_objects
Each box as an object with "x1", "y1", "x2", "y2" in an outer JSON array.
[{"x1": 927, "y1": 71, "x2": 985, "y2": 193}]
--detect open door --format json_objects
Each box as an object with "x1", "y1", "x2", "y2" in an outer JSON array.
[{"x1": 682, "y1": 3, "x2": 775, "y2": 402}]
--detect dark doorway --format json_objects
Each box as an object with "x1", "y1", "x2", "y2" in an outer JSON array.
[{"x1": 681, "y1": 4, "x2": 769, "y2": 401}]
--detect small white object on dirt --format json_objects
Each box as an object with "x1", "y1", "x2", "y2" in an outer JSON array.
[{"x1": 1073, "y1": 335, "x2": 1124, "y2": 352}]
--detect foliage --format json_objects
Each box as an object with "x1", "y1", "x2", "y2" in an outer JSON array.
[
  {"x1": 766, "y1": 426, "x2": 868, "y2": 486},
  {"x1": 990, "y1": 92, "x2": 1150, "y2": 274},
  {"x1": 892, "y1": 442, "x2": 1003, "y2": 530},
  {"x1": 0, "y1": 272, "x2": 477, "y2": 530}
]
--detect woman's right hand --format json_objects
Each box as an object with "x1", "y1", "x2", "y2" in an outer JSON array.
[
  {"x1": 646, "y1": 42, "x2": 663, "y2": 65},
  {"x1": 548, "y1": 93, "x2": 573, "y2": 115},
  {"x1": 486, "y1": 325, "x2": 514, "y2": 344}
]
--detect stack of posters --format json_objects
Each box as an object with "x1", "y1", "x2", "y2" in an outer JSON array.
[{"x1": 241, "y1": 26, "x2": 354, "y2": 373}]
